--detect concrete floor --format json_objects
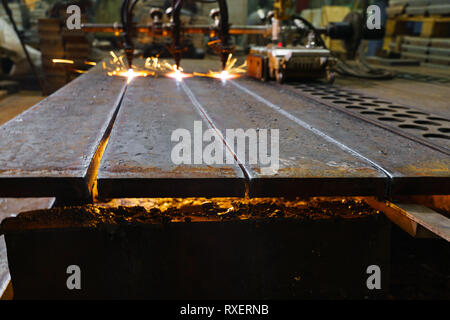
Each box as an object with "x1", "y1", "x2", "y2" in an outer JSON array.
[{"x1": 0, "y1": 91, "x2": 44, "y2": 126}]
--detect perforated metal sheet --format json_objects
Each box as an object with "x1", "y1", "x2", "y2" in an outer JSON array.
[{"x1": 285, "y1": 82, "x2": 450, "y2": 154}]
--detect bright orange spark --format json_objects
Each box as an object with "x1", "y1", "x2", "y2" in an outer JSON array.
[
  {"x1": 194, "y1": 54, "x2": 246, "y2": 80},
  {"x1": 52, "y1": 59, "x2": 74, "y2": 64},
  {"x1": 108, "y1": 68, "x2": 153, "y2": 84},
  {"x1": 144, "y1": 57, "x2": 192, "y2": 80}
]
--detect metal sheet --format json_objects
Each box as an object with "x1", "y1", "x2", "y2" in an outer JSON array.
[
  {"x1": 0, "y1": 67, "x2": 127, "y2": 199},
  {"x1": 336, "y1": 74, "x2": 450, "y2": 111},
  {"x1": 183, "y1": 77, "x2": 387, "y2": 197},
  {"x1": 97, "y1": 76, "x2": 246, "y2": 198},
  {"x1": 286, "y1": 82, "x2": 450, "y2": 153},
  {"x1": 237, "y1": 78, "x2": 450, "y2": 196}
]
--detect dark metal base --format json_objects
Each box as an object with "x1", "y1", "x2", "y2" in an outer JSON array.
[{"x1": 4, "y1": 215, "x2": 390, "y2": 299}]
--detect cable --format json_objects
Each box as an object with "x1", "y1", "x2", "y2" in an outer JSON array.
[
  {"x1": 291, "y1": 14, "x2": 327, "y2": 48},
  {"x1": 1, "y1": 0, "x2": 45, "y2": 94}
]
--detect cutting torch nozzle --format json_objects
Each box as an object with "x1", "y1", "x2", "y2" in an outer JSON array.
[{"x1": 125, "y1": 47, "x2": 134, "y2": 69}]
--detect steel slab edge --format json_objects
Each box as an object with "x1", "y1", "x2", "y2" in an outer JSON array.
[
  {"x1": 97, "y1": 76, "x2": 246, "y2": 198},
  {"x1": 0, "y1": 67, "x2": 127, "y2": 200}
]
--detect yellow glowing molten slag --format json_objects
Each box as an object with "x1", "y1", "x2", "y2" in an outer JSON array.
[{"x1": 194, "y1": 54, "x2": 247, "y2": 80}]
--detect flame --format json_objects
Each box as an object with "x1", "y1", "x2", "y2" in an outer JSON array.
[
  {"x1": 166, "y1": 67, "x2": 193, "y2": 81},
  {"x1": 194, "y1": 54, "x2": 247, "y2": 80},
  {"x1": 214, "y1": 70, "x2": 236, "y2": 80}
]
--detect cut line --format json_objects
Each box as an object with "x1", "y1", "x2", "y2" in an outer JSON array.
[
  {"x1": 180, "y1": 81, "x2": 252, "y2": 195},
  {"x1": 87, "y1": 81, "x2": 129, "y2": 202}
]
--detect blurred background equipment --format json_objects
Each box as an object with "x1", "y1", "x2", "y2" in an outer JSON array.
[{"x1": 0, "y1": 0, "x2": 448, "y2": 92}]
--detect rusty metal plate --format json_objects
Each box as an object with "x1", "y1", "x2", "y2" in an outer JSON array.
[
  {"x1": 183, "y1": 77, "x2": 387, "y2": 198},
  {"x1": 0, "y1": 67, "x2": 127, "y2": 199},
  {"x1": 237, "y1": 78, "x2": 450, "y2": 196},
  {"x1": 97, "y1": 76, "x2": 246, "y2": 198}
]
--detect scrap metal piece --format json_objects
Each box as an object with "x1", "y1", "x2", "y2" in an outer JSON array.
[{"x1": 367, "y1": 198, "x2": 450, "y2": 241}]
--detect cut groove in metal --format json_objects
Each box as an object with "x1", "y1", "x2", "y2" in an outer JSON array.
[
  {"x1": 87, "y1": 82, "x2": 129, "y2": 202},
  {"x1": 180, "y1": 81, "x2": 251, "y2": 195}
]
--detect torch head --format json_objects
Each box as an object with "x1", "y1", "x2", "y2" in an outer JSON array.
[
  {"x1": 174, "y1": 53, "x2": 181, "y2": 70},
  {"x1": 124, "y1": 46, "x2": 134, "y2": 69},
  {"x1": 220, "y1": 47, "x2": 233, "y2": 70}
]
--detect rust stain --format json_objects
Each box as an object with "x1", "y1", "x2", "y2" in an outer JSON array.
[
  {"x1": 102, "y1": 163, "x2": 238, "y2": 177},
  {"x1": 397, "y1": 160, "x2": 450, "y2": 176}
]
